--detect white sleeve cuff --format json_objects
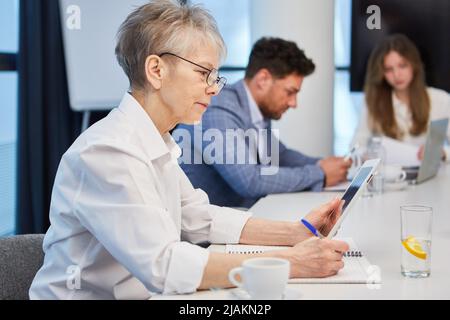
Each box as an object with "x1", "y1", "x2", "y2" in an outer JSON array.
[
  {"x1": 208, "y1": 207, "x2": 252, "y2": 244},
  {"x1": 163, "y1": 242, "x2": 210, "y2": 295}
]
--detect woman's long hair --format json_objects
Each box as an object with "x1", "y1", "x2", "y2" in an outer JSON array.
[{"x1": 364, "y1": 34, "x2": 430, "y2": 139}]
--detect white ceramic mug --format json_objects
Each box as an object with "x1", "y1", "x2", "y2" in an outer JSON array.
[
  {"x1": 228, "y1": 258, "x2": 290, "y2": 300},
  {"x1": 383, "y1": 165, "x2": 407, "y2": 183}
]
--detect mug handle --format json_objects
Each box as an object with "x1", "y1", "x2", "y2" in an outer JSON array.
[
  {"x1": 228, "y1": 267, "x2": 244, "y2": 288},
  {"x1": 348, "y1": 154, "x2": 362, "y2": 180},
  {"x1": 350, "y1": 153, "x2": 363, "y2": 172},
  {"x1": 399, "y1": 170, "x2": 407, "y2": 182}
]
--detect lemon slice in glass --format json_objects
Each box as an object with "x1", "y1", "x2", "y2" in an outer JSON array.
[{"x1": 402, "y1": 236, "x2": 427, "y2": 260}]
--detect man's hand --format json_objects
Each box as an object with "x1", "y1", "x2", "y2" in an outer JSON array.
[
  {"x1": 285, "y1": 237, "x2": 349, "y2": 278},
  {"x1": 318, "y1": 157, "x2": 351, "y2": 187},
  {"x1": 302, "y1": 197, "x2": 344, "y2": 237}
]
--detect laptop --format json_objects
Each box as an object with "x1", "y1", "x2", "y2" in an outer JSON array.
[{"x1": 403, "y1": 118, "x2": 449, "y2": 184}]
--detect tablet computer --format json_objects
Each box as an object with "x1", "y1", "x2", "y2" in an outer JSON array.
[{"x1": 326, "y1": 158, "x2": 381, "y2": 239}]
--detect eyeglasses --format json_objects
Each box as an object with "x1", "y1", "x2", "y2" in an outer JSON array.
[{"x1": 159, "y1": 52, "x2": 227, "y2": 93}]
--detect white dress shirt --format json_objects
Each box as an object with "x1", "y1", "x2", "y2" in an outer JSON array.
[
  {"x1": 29, "y1": 93, "x2": 252, "y2": 300},
  {"x1": 351, "y1": 87, "x2": 450, "y2": 162},
  {"x1": 243, "y1": 82, "x2": 270, "y2": 163},
  {"x1": 244, "y1": 82, "x2": 266, "y2": 130}
]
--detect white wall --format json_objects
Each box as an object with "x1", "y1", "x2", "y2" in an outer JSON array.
[{"x1": 250, "y1": 0, "x2": 335, "y2": 157}]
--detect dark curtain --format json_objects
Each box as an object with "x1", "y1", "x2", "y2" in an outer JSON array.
[{"x1": 16, "y1": 0, "x2": 82, "y2": 234}]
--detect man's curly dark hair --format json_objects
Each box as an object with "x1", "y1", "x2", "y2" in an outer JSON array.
[{"x1": 245, "y1": 37, "x2": 315, "y2": 79}]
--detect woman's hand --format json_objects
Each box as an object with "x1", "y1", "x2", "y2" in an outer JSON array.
[
  {"x1": 417, "y1": 145, "x2": 425, "y2": 160},
  {"x1": 284, "y1": 237, "x2": 349, "y2": 278},
  {"x1": 418, "y1": 144, "x2": 446, "y2": 161},
  {"x1": 302, "y1": 197, "x2": 344, "y2": 237}
]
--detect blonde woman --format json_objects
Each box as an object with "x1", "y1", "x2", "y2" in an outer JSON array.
[
  {"x1": 352, "y1": 34, "x2": 450, "y2": 162},
  {"x1": 29, "y1": 0, "x2": 348, "y2": 299}
]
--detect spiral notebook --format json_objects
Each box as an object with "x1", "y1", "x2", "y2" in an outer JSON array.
[{"x1": 225, "y1": 238, "x2": 381, "y2": 284}]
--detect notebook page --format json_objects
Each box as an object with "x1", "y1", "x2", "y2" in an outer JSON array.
[
  {"x1": 226, "y1": 244, "x2": 288, "y2": 254},
  {"x1": 382, "y1": 137, "x2": 420, "y2": 167},
  {"x1": 225, "y1": 237, "x2": 357, "y2": 254},
  {"x1": 225, "y1": 238, "x2": 380, "y2": 284}
]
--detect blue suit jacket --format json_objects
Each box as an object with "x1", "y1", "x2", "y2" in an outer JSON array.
[{"x1": 175, "y1": 80, "x2": 325, "y2": 208}]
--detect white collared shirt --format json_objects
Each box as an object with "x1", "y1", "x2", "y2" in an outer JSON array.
[
  {"x1": 244, "y1": 82, "x2": 266, "y2": 129},
  {"x1": 243, "y1": 82, "x2": 271, "y2": 163},
  {"x1": 29, "y1": 93, "x2": 251, "y2": 300},
  {"x1": 352, "y1": 87, "x2": 450, "y2": 162}
]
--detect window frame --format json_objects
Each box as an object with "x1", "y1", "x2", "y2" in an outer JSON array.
[
  {"x1": 0, "y1": 1, "x2": 19, "y2": 236},
  {"x1": 0, "y1": 53, "x2": 17, "y2": 71},
  {"x1": 185, "y1": 0, "x2": 248, "y2": 77},
  {"x1": 0, "y1": 55, "x2": 19, "y2": 236}
]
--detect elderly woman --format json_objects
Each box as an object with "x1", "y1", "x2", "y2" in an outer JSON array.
[{"x1": 30, "y1": 0, "x2": 348, "y2": 300}]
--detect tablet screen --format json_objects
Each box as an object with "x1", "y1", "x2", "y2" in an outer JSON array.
[{"x1": 341, "y1": 167, "x2": 372, "y2": 212}]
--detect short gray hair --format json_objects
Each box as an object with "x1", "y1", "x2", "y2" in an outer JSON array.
[{"x1": 115, "y1": 0, "x2": 226, "y2": 90}]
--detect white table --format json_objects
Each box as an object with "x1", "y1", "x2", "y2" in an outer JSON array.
[{"x1": 156, "y1": 165, "x2": 450, "y2": 300}]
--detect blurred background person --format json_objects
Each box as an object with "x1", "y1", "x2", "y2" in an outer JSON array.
[
  {"x1": 351, "y1": 34, "x2": 450, "y2": 162},
  {"x1": 177, "y1": 37, "x2": 351, "y2": 209}
]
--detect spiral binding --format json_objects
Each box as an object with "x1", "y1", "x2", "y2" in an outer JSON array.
[
  {"x1": 343, "y1": 250, "x2": 363, "y2": 257},
  {"x1": 228, "y1": 250, "x2": 364, "y2": 257},
  {"x1": 228, "y1": 250, "x2": 264, "y2": 254}
]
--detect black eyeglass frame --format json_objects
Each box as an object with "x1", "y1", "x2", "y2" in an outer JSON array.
[{"x1": 159, "y1": 52, "x2": 227, "y2": 90}]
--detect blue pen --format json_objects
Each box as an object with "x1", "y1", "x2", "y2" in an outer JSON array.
[{"x1": 301, "y1": 219, "x2": 324, "y2": 239}]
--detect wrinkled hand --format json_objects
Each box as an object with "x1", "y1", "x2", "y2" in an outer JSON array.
[
  {"x1": 303, "y1": 197, "x2": 344, "y2": 237},
  {"x1": 287, "y1": 237, "x2": 349, "y2": 278}
]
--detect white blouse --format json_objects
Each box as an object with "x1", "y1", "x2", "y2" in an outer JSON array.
[
  {"x1": 29, "y1": 93, "x2": 251, "y2": 300},
  {"x1": 351, "y1": 87, "x2": 450, "y2": 162}
]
